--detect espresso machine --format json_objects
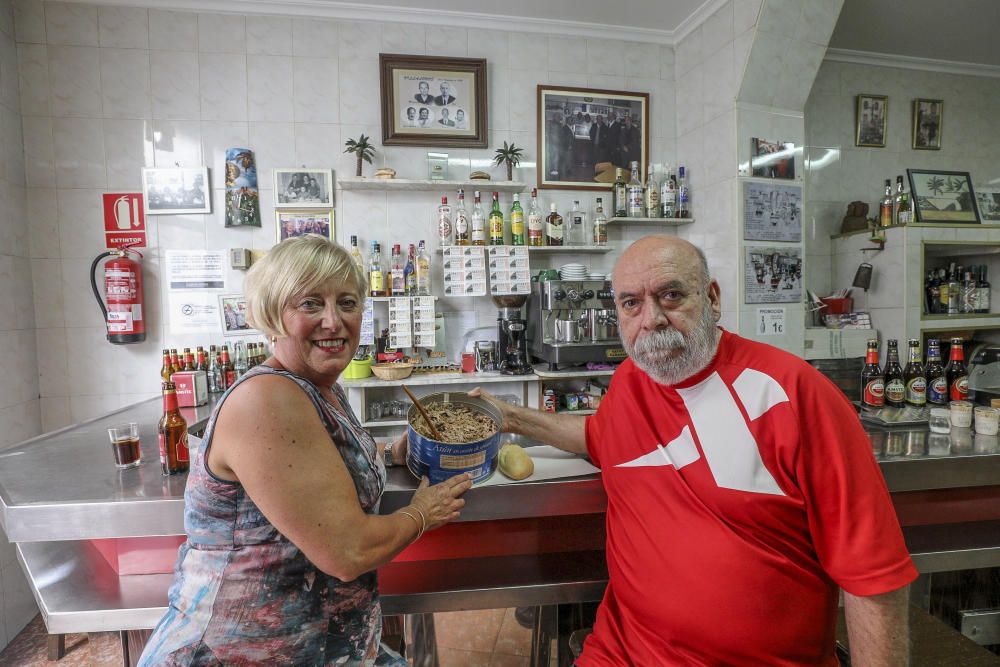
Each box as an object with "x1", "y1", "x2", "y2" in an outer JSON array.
[
  {"x1": 526, "y1": 280, "x2": 625, "y2": 370},
  {"x1": 494, "y1": 295, "x2": 532, "y2": 375}
]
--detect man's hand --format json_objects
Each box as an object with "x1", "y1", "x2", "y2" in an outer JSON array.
[
  {"x1": 844, "y1": 585, "x2": 910, "y2": 667},
  {"x1": 469, "y1": 387, "x2": 588, "y2": 455}
]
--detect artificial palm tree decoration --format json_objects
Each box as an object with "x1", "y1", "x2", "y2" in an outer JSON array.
[
  {"x1": 493, "y1": 141, "x2": 524, "y2": 181},
  {"x1": 344, "y1": 134, "x2": 376, "y2": 177}
]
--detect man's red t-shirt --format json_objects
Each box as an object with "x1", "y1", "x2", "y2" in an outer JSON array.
[{"x1": 580, "y1": 330, "x2": 917, "y2": 666}]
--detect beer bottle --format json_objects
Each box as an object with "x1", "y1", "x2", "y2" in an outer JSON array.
[
  {"x1": 945, "y1": 337, "x2": 968, "y2": 401},
  {"x1": 903, "y1": 339, "x2": 926, "y2": 407},
  {"x1": 221, "y1": 346, "x2": 236, "y2": 390},
  {"x1": 183, "y1": 348, "x2": 195, "y2": 371},
  {"x1": 883, "y1": 339, "x2": 906, "y2": 408},
  {"x1": 860, "y1": 339, "x2": 885, "y2": 409},
  {"x1": 169, "y1": 348, "x2": 181, "y2": 375},
  {"x1": 924, "y1": 339, "x2": 947, "y2": 406},
  {"x1": 160, "y1": 349, "x2": 172, "y2": 382},
  {"x1": 195, "y1": 346, "x2": 207, "y2": 372},
  {"x1": 158, "y1": 382, "x2": 189, "y2": 475}
]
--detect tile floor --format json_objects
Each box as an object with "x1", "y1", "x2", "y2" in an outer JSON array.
[{"x1": 0, "y1": 608, "x2": 535, "y2": 666}]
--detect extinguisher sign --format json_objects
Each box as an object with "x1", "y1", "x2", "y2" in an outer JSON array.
[{"x1": 103, "y1": 193, "x2": 146, "y2": 249}]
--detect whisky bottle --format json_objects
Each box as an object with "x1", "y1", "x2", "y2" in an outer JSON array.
[
  {"x1": 880, "y1": 179, "x2": 893, "y2": 228},
  {"x1": 545, "y1": 203, "x2": 564, "y2": 246},
  {"x1": 527, "y1": 188, "x2": 544, "y2": 247},
  {"x1": 510, "y1": 194, "x2": 524, "y2": 245}
]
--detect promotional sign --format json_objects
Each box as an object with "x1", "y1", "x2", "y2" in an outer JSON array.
[{"x1": 103, "y1": 193, "x2": 146, "y2": 248}]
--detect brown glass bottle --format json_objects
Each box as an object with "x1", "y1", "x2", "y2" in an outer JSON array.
[
  {"x1": 169, "y1": 348, "x2": 181, "y2": 375},
  {"x1": 945, "y1": 337, "x2": 968, "y2": 401},
  {"x1": 158, "y1": 382, "x2": 189, "y2": 475},
  {"x1": 160, "y1": 349, "x2": 172, "y2": 382},
  {"x1": 221, "y1": 346, "x2": 235, "y2": 390},
  {"x1": 195, "y1": 346, "x2": 207, "y2": 372},
  {"x1": 903, "y1": 339, "x2": 926, "y2": 407},
  {"x1": 860, "y1": 339, "x2": 884, "y2": 409},
  {"x1": 183, "y1": 348, "x2": 195, "y2": 371},
  {"x1": 883, "y1": 339, "x2": 906, "y2": 408},
  {"x1": 924, "y1": 339, "x2": 947, "y2": 406}
]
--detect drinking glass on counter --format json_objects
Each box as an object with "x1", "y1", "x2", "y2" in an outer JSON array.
[
  {"x1": 974, "y1": 406, "x2": 999, "y2": 435},
  {"x1": 107, "y1": 422, "x2": 142, "y2": 470}
]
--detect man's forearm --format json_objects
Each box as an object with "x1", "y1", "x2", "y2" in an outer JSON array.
[
  {"x1": 506, "y1": 404, "x2": 588, "y2": 454},
  {"x1": 844, "y1": 586, "x2": 910, "y2": 667}
]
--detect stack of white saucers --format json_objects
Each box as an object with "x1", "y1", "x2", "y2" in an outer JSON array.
[
  {"x1": 587, "y1": 273, "x2": 606, "y2": 281},
  {"x1": 559, "y1": 263, "x2": 587, "y2": 280}
]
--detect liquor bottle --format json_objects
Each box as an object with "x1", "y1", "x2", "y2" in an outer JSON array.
[
  {"x1": 903, "y1": 339, "x2": 926, "y2": 407},
  {"x1": 644, "y1": 164, "x2": 660, "y2": 218},
  {"x1": 527, "y1": 188, "x2": 544, "y2": 247},
  {"x1": 925, "y1": 339, "x2": 947, "y2": 406},
  {"x1": 893, "y1": 175, "x2": 911, "y2": 226},
  {"x1": 978, "y1": 265, "x2": 991, "y2": 314},
  {"x1": 207, "y1": 345, "x2": 222, "y2": 394},
  {"x1": 961, "y1": 270, "x2": 977, "y2": 314},
  {"x1": 234, "y1": 342, "x2": 248, "y2": 379},
  {"x1": 169, "y1": 349, "x2": 181, "y2": 375},
  {"x1": 368, "y1": 242, "x2": 386, "y2": 297},
  {"x1": 860, "y1": 339, "x2": 884, "y2": 409},
  {"x1": 471, "y1": 191, "x2": 487, "y2": 246},
  {"x1": 593, "y1": 197, "x2": 608, "y2": 246},
  {"x1": 569, "y1": 200, "x2": 586, "y2": 245},
  {"x1": 545, "y1": 203, "x2": 564, "y2": 246},
  {"x1": 454, "y1": 190, "x2": 470, "y2": 246},
  {"x1": 510, "y1": 193, "x2": 525, "y2": 245},
  {"x1": 945, "y1": 337, "x2": 968, "y2": 401},
  {"x1": 246, "y1": 343, "x2": 256, "y2": 369},
  {"x1": 947, "y1": 263, "x2": 960, "y2": 315},
  {"x1": 938, "y1": 268, "x2": 950, "y2": 313},
  {"x1": 489, "y1": 192, "x2": 504, "y2": 245},
  {"x1": 390, "y1": 244, "x2": 405, "y2": 296},
  {"x1": 160, "y1": 349, "x2": 172, "y2": 382},
  {"x1": 677, "y1": 166, "x2": 690, "y2": 218},
  {"x1": 158, "y1": 381, "x2": 189, "y2": 476},
  {"x1": 221, "y1": 346, "x2": 236, "y2": 390},
  {"x1": 925, "y1": 270, "x2": 941, "y2": 314},
  {"x1": 613, "y1": 168, "x2": 628, "y2": 218},
  {"x1": 661, "y1": 171, "x2": 677, "y2": 218},
  {"x1": 437, "y1": 196, "x2": 453, "y2": 246},
  {"x1": 416, "y1": 240, "x2": 431, "y2": 296},
  {"x1": 349, "y1": 235, "x2": 364, "y2": 272},
  {"x1": 195, "y1": 346, "x2": 207, "y2": 372},
  {"x1": 627, "y1": 161, "x2": 644, "y2": 218},
  {"x1": 883, "y1": 339, "x2": 906, "y2": 408},
  {"x1": 880, "y1": 179, "x2": 893, "y2": 228},
  {"x1": 183, "y1": 348, "x2": 195, "y2": 371},
  {"x1": 404, "y1": 244, "x2": 416, "y2": 296}
]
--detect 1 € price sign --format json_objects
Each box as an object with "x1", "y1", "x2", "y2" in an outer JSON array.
[{"x1": 756, "y1": 307, "x2": 785, "y2": 336}]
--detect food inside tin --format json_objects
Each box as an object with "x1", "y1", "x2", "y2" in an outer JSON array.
[{"x1": 410, "y1": 402, "x2": 498, "y2": 443}]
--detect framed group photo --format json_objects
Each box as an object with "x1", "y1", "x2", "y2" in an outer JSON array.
[
  {"x1": 912, "y1": 99, "x2": 943, "y2": 150},
  {"x1": 750, "y1": 138, "x2": 796, "y2": 179},
  {"x1": 141, "y1": 167, "x2": 210, "y2": 215},
  {"x1": 218, "y1": 294, "x2": 258, "y2": 337},
  {"x1": 537, "y1": 85, "x2": 649, "y2": 190},
  {"x1": 975, "y1": 188, "x2": 1000, "y2": 223},
  {"x1": 855, "y1": 94, "x2": 887, "y2": 148},
  {"x1": 276, "y1": 209, "x2": 334, "y2": 242},
  {"x1": 906, "y1": 169, "x2": 979, "y2": 223},
  {"x1": 274, "y1": 169, "x2": 333, "y2": 208},
  {"x1": 380, "y1": 53, "x2": 487, "y2": 148}
]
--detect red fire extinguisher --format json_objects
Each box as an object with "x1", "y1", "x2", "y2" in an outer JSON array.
[{"x1": 90, "y1": 242, "x2": 146, "y2": 344}]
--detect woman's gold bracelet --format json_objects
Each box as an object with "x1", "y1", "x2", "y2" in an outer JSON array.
[{"x1": 397, "y1": 507, "x2": 425, "y2": 540}]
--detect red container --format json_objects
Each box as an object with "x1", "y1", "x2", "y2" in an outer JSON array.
[
  {"x1": 461, "y1": 353, "x2": 476, "y2": 373},
  {"x1": 820, "y1": 297, "x2": 853, "y2": 314},
  {"x1": 170, "y1": 370, "x2": 208, "y2": 407}
]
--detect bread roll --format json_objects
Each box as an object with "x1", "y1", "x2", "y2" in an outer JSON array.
[{"x1": 498, "y1": 443, "x2": 534, "y2": 480}]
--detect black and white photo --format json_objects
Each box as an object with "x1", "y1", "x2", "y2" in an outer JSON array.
[
  {"x1": 141, "y1": 167, "x2": 211, "y2": 215},
  {"x1": 975, "y1": 188, "x2": 1000, "y2": 223},
  {"x1": 273, "y1": 169, "x2": 333, "y2": 208},
  {"x1": 912, "y1": 99, "x2": 943, "y2": 150},
  {"x1": 855, "y1": 94, "x2": 887, "y2": 147}
]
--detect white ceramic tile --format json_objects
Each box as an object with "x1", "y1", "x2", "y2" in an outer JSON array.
[
  {"x1": 587, "y1": 39, "x2": 626, "y2": 77},
  {"x1": 734, "y1": 0, "x2": 764, "y2": 34},
  {"x1": 40, "y1": 396, "x2": 72, "y2": 431},
  {"x1": 201, "y1": 120, "x2": 249, "y2": 185},
  {"x1": 247, "y1": 55, "x2": 294, "y2": 122},
  {"x1": 200, "y1": 53, "x2": 247, "y2": 122},
  {"x1": 16, "y1": 42, "x2": 48, "y2": 116},
  {"x1": 59, "y1": 256, "x2": 104, "y2": 329},
  {"x1": 151, "y1": 119, "x2": 202, "y2": 168},
  {"x1": 100, "y1": 48, "x2": 151, "y2": 119},
  {"x1": 48, "y1": 45, "x2": 102, "y2": 117},
  {"x1": 291, "y1": 17, "x2": 338, "y2": 58},
  {"x1": 0, "y1": 257, "x2": 12, "y2": 331},
  {"x1": 509, "y1": 32, "x2": 546, "y2": 72},
  {"x1": 52, "y1": 117, "x2": 106, "y2": 189},
  {"x1": 30, "y1": 258, "x2": 62, "y2": 328},
  {"x1": 45, "y1": 1, "x2": 98, "y2": 46},
  {"x1": 98, "y1": 5, "x2": 148, "y2": 49},
  {"x1": 702, "y1": 42, "x2": 735, "y2": 123},
  {"x1": 625, "y1": 42, "x2": 659, "y2": 77},
  {"x1": 2, "y1": 560, "x2": 38, "y2": 639},
  {"x1": 8, "y1": 255, "x2": 32, "y2": 332},
  {"x1": 56, "y1": 187, "x2": 104, "y2": 260},
  {"x1": 487, "y1": 64, "x2": 510, "y2": 133},
  {"x1": 150, "y1": 50, "x2": 200, "y2": 120},
  {"x1": 149, "y1": 9, "x2": 197, "y2": 51},
  {"x1": 292, "y1": 57, "x2": 339, "y2": 124},
  {"x1": 702, "y1": 1, "x2": 735, "y2": 56},
  {"x1": 1, "y1": 28, "x2": 17, "y2": 110},
  {"x1": 675, "y1": 64, "x2": 703, "y2": 136},
  {"x1": 12, "y1": 0, "x2": 44, "y2": 43},
  {"x1": 658, "y1": 45, "x2": 676, "y2": 81},
  {"x1": 247, "y1": 15, "x2": 292, "y2": 56},
  {"x1": 795, "y1": 0, "x2": 841, "y2": 47},
  {"x1": 27, "y1": 186, "x2": 58, "y2": 258},
  {"x1": 69, "y1": 391, "x2": 122, "y2": 422},
  {"x1": 338, "y1": 56, "x2": 379, "y2": 125},
  {"x1": 154, "y1": 213, "x2": 206, "y2": 251},
  {"x1": 248, "y1": 121, "x2": 295, "y2": 186},
  {"x1": 293, "y1": 123, "x2": 339, "y2": 170},
  {"x1": 104, "y1": 118, "x2": 152, "y2": 190},
  {"x1": 675, "y1": 25, "x2": 703, "y2": 76},
  {"x1": 467, "y1": 28, "x2": 508, "y2": 65},
  {"x1": 425, "y1": 25, "x2": 466, "y2": 58},
  {"x1": 198, "y1": 12, "x2": 246, "y2": 54},
  {"x1": 548, "y1": 37, "x2": 586, "y2": 74},
  {"x1": 2, "y1": 107, "x2": 24, "y2": 186}
]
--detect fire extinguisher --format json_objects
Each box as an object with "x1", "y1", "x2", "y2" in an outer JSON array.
[{"x1": 90, "y1": 242, "x2": 146, "y2": 344}]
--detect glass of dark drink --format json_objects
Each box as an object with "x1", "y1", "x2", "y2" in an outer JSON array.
[{"x1": 107, "y1": 422, "x2": 142, "y2": 470}]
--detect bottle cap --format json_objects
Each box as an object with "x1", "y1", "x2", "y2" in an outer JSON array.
[
  {"x1": 679, "y1": 166, "x2": 686, "y2": 177},
  {"x1": 550, "y1": 203, "x2": 557, "y2": 211},
  {"x1": 441, "y1": 196, "x2": 448, "y2": 204}
]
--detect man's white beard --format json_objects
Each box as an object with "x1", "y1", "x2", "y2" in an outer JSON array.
[{"x1": 623, "y1": 301, "x2": 720, "y2": 386}]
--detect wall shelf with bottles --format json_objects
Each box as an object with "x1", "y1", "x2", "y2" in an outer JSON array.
[
  {"x1": 339, "y1": 177, "x2": 527, "y2": 192},
  {"x1": 527, "y1": 246, "x2": 613, "y2": 254},
  {"x1": 608, "y1": 217, "x2": 695, "y2": 226}
]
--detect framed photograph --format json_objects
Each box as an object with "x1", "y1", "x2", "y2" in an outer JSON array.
[
  {"x1": 975, "y1": 188, "x2": 1000, "y2": 223},
  {"x1": 274, "y1": 168, "x2": 333, "y2": 208},
  {"x1": 744, "y1": 246, "x2": 802, "y2": 304},
  {"x1": 218, "y1": 294, "x2": 258, "y2": 337},
  {"x1": 276, "y1": 209, "x2": 334, "y2": 242},
  {"x1": 141, "y1": 167, "x2": 210, "y2": 215},
  {"x1": 855, "y1": 94, "x2": 887, "y2": 147},
  {"x1": 906, "y1": 169, "x2": 979, "y2": 223},
  {"x1": 742, "y1": 181, "x2": 802, "y2": 242},
  {"x1": 750, "y1": 138, "x2": 795, "y2": 179},
  {"x1": 912, "y1": 99, "x2": 943, "y2": 150},
  {"x1": 380, "y1": 53, "x2": 487, "y2": 148},
  {"x1": 537, "y1": 85, "x2": 649, "y2": 190}
]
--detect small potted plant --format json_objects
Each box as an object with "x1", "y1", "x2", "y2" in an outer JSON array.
[
  {"x1": 493, "y1": 141, "x2": 524, "y2": 181},
  {"x1": 344, "y1": 134, "x2": 376, "y2": 177}
]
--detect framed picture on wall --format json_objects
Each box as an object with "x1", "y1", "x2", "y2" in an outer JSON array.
[
  {"x1": 855, "y1": 94, "x2": 887, "y2": 148},
  {"x1": 537, "y1": 85, "x2": 649, "y2": 190},
  {"x1": 273, "y1": 169, "x2": 333, "y2": 208},
  {"x1": 276, "y1": 209, "x2": 334, "y2": 242},
  {"x1": 744, "y1": 246, "x2": 803, "y2": 304},
  {"x1": 380, "y1": 53, "x2": 488, "y2": 148},
  {"x1": 141, "y1": 167, "x2": 210, "y2": 215},
  {"x1": 218, "y1": 294, "x2": 259, "y2": 337},
  {"x1": 912, "y1": 99, "x2": 943, "y2": 150},
  {"x1": 750, "y1": 138, "x2": 796, "y2": 179},
  {"x1": 974, "y1": 188, "x2": 1000, "y2": 223},
  {"x1": 906, "y1": 169, "x2": 979, "y2": 223}
]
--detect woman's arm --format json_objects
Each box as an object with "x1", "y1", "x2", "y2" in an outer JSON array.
[{"x1": 210, "y1": 374, "x2": 471, "y2": 581}]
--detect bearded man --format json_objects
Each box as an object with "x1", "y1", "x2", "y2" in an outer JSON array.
[{"x1": 473, "y1": 235, "x2": 916, "y2": 666}]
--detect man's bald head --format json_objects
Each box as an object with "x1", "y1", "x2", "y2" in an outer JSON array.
[{"x1": 612, "y1": 235, "x2": 711, "y2": 290}]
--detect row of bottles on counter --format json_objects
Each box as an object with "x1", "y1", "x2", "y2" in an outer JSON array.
[
  {"x1": 351, "y1": 235, "x2": 433, "y2": 298},
  {"x1": 612, "y1": 162, "x2": 690, "y2": 219},
  {"x1": 861, "y1": 337, "x2": 967, "y2": 410},
  {"x1": 434, "y1": 188, "x2": 608, "y2": 247},
  {"x1": 877, "y1": 175, "x2": 913, "y2": 228},
  {"x1": 925, "y1": 263, "x2": 991, "y2": 315},
  {"x1": 160, "y1": 342, "x2": 269, "y2": 394}
]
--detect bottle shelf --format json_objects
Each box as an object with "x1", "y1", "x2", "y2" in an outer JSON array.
[
  {"x1": 609, "y1": 216, "x2": 695, "y2": 226},
  {"x1": 527, "y1": 246, "x2": 614, "y2": 254},
  {"x1": 360, "y1": 418, "x2": 409, "y2": 428},
  {"x1": 919, "y1": 314, "x2": 1000, "y2": 330},
  {"x1": 339, "y1": 177, "x2": 527, "y2": 192}
]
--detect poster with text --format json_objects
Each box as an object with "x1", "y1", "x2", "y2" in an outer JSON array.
[
  {"x1": 743, "y1": 181, "x2": 802, "y2": 242},
  {"x1": 744, "y1": 246, "x2": 802, "y2": 304}
]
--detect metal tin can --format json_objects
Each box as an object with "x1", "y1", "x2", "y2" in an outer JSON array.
[
  {"x1": 543, "y1": 390, "x2": 557, "y2": 412},
  {"x1": 406, "y1": 392, "x2": 503, "y2": 485},
  {"x1": 565, "y1": 393, "x2": 579, "y2": 411}
]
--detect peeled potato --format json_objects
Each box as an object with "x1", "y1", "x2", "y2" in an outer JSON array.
[{"x1": 498, "y1": 443, "x2": 534, "y2": 480}]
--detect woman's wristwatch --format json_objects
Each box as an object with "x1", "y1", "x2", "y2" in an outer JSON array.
[{"x1": 383, "y1": 441, "x2": 395, "y2": 467}]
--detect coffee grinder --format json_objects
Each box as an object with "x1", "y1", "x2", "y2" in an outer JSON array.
[{"x1": 494, "y1": 295, "x2": 531, "y2": 375}]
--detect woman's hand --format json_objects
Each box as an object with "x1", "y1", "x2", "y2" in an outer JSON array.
[
  {"x1": 389, "y1": 431, "x2": 408, "y2": 467},
  {"x1": 408, "y1": 473, "x2": 473, "y2": 532}
]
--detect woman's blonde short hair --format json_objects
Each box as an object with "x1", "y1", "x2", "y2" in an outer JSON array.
[{"x1": 244, "y1": 235, "x2": 367, "y2": 338}]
